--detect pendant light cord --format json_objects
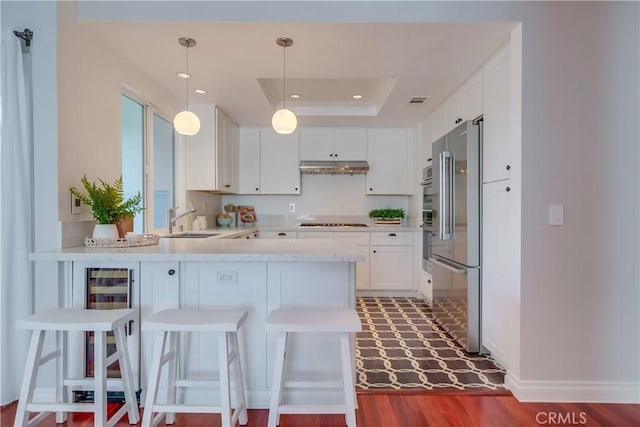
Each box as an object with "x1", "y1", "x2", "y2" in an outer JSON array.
[
  {"x1": 282, "y1": 43, "x2": 286, "y2": 110},
  {"x1": 186, "y1": 44, "x2": 190, "y2": 110}
]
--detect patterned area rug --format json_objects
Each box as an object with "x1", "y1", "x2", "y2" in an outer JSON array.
[{"x1": 356, "y1": 296, "x2": 506, "y2": 391}]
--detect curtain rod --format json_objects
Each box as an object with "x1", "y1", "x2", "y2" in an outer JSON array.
[{"x1": 13, "y1": 28, "x2": 33, "y2": 47}]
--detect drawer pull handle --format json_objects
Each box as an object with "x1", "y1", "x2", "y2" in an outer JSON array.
[
  {"x1": 278, "y1": 232, "x2": 286, "y2": 236},
  {"x1": 168, "y1": 269, "x2": 175, "y2": 276},
  {"x1": 388, "y1": 233, "x2": 397, "y2": 237}
]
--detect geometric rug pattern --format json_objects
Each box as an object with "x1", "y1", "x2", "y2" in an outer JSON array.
[{"x1": 356, "y1": 296, "x2": 506, "y2": 391}]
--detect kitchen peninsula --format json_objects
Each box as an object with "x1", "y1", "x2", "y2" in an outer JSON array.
[{"x1": 31, "y1": 238, "x2": 363, "y2": 407}]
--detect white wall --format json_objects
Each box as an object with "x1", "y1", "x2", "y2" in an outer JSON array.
[{"x1": 223, "y1": 174, "x2": 410, "y2": 219}]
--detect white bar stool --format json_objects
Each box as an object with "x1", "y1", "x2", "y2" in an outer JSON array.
[
  {"x1": 142, "y1": 308, "x2": 248, "y2": 427},
  {"x1": 14, "y1": 308, "x2": 140, "y2": 427},
  {"x1": 266, "y1": 307, "x2": 362, "y2": 427}
]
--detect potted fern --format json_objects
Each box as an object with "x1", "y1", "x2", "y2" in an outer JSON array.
[
  {"x1": 70, "y1": 175, "x2": 143, "y2": 239},
  {"x1": 368, "y1": 208, "x2": 405, "y2": 226}
]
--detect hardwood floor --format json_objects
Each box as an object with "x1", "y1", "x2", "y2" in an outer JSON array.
[{"x1": 2, "y1": 393, "x2": 639, "y2": 426}]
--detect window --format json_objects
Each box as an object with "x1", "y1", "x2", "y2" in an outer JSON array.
[{"x1": 121, "y1": 94, "x2": 175, "y2": 234}]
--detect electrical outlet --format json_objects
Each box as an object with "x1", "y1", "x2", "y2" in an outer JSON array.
[
  {"x1": 289, "y1": 203, "x2": 295, "y2": 213},
  {"x1": 71, "y1": 194, "x2": 88, "y2": 215},
  {"x1": 216, "y1": 271, "x2": 237, "y2": 284}
]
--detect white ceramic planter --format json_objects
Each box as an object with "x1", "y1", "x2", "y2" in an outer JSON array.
[{"x1": 92, "y1": 224, "x2": 119, "y2": 240}]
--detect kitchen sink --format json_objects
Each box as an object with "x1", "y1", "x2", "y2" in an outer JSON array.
[{"x1": 162, "y1": 233, "x2": 222, "y2": 239}]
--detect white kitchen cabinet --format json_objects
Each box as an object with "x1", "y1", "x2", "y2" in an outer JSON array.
[
  {"x1": 335, "y1": 232, "x2": 370, "y2": 290},
  {"x1": 462, "y1": 71, "x2": 483, "y2": 123},
  {"x1": 483, "y1": 45, "x2": 511, "y2": 183},
  {"x1": 429, "y1": 104, "x2": 447, "y2": 142},
  {"x1": 366, "y1": 128, "x2": 412, "y2": 195},
  {"x1": 299, "y1": 127, "x2": 367, "y2": 161},
  {"x1": 238, "y1": 127, "x2": 300, "y2": 195},
  {"x1": 421, "y1": 117, "x2": 434, "y2": 168},
  {"x1": 139, "y1": 261, "x2": 180, "y2": 393},
  {"x1": 238, "y1": 127, "x2": 261, "y2": 194},
  {"x1": 258, "y1": 128, "x2": 300, "y2": 194},
  {"x1": 186, "y1": 105, "x2": 238, "y2": 193},
  {"x1": 369, "y1": 231, "x2": 414, "y2": 290},
  {"x1": 481, "y1": 179, "x2": 512, "y2": 365},
  {"x1": 182, "y1": 262, "x2": 269, "y2": 397},
  {"x1": 260, "y1": 230, "x2": 297, "y2": 239},
  {"x1": 418, "y1": 270, "x2": 433, "y2": 305}
]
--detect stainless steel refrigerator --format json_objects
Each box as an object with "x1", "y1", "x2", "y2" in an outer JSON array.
[{"x1": 430, "y1": 119, "x2": 482, "y2": 353}]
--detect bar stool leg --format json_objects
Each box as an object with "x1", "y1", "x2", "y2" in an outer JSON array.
[
  {"x1": 114, "y1": 325, "x2": 140, "y2": 424},
  {"x1": 218, "y1": 333, "x2": 232, "y2": 427},
  {"x1": 14, "y1": 330, "x2": 45, "y2": 427},
  {"x1": 267, "y1": 332, "x2": 288, "y2": 427},
  {"x1": 94, "y1": 331, "x2": 108, "y2": 427},
  {"x1": 230, "y1": 332, "x2": 248, "y2": 425},
  {"x1": 340, "y1": 333, "x2": 357, "y2": 427},
  {"x1": 142, "y1": 331, "x2": 168, "y2": 426},
  {"x1": 165, "y1": 331, "x2": 179, "y2": 425},
  {"x1": 55, "y1": 330, "x2": 68, "y2": 423}
]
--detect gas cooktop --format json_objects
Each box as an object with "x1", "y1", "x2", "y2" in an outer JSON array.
[{"x1": 298, "y1": 223, "x2": 369, "y2": 228}]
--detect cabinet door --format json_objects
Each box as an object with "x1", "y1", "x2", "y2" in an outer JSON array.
[
  {"x1": 481, "y1": 180, "x2": 512, "y2": 364},
  {"x1": 483, "y1": 47, "x2": 511, "y2": 183},
  {"x1": 185, "y1": 104, "x2": 216, "y2": 190},
  {"x1": 444, "y1": 90, "x2": 464, "y2": 134},
  {"x1": 333, "y1": 128, "x2": 367, "y2": 160},
  {"x1": 366, "y1": 129, "x2": 411, "y2": 195},
  {"x1": 238, "y1": 128, "x2": 261, "y2": 194},
  {"x1": 462, "y1": 71, "x2": 483, "y2": 122},
  {"x1": 259, "y1": 128, "x2": 300, "y2": 194},
  {"x1": 430, "y1": 104, "x2": 446, "y2": 141},
  {"x1": 260, "y1": 230, "x2": 297, "y2": 239},
  {"x1": 139, "y1": 262, "x2": 180, "y2": 393},
  {"x1": 334, "y1": 232, "x2": 370, "y2": 290},
  {"x1": 216, "y1": 108, "x2": 239, "y2": 193},
  {"x1": 418, "y1": 270, "x2": 433, "y2": 305},
  {"x1": 299, "y1": 127, "x2": 333, "y2": 160},
  {"x1": 370, "y1": 245, "x2": 413, "y2": 290},
  {"x1": 421, "y1": 117, "x2": 433, "y2": 167}
]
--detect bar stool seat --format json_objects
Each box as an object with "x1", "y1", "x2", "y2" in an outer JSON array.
[
  {"x1": 14, "y1": 308, "x2": 140, "y2": 427},
  {"x1": 266, "y1": 307, "x2": 362, "y2": 427},
  {"x1": 142, "y1": 308, "x2": 248, "y2": 427}
]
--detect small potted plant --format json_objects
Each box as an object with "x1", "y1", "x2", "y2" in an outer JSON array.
[
  {"x1": 70, "y1": 175, "x2": 143, "y2": 239},
  {"x1": 368, "y1": 208, "x2": 405, "y2": 226}
]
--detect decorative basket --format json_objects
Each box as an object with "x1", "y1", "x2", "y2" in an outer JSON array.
[
  {"x1": 84, "y1": 234, "x2": 160, "y2": 248},
  {"x1": 373, "y1": 218, "x2": 402, "y2": 226}
]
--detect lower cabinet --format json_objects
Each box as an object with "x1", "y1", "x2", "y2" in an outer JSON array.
[
  {"x1": 369, "y1": 232, "x2": 414, "y2": 290},
  {"x1": 260, "y1": 230, "x2": 297, "y2": 239},
  {"x1": 418, "y1": 270, "x2": 433, "y2": 305}
]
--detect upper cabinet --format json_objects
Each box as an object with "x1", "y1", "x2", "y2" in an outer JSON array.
[
  {"x1": 185, "y1": 105, "x2": 238, "y2": 193},
  {"x1": 482, "y1": 46, "x2": 511, "y2": 183},
  {"x1": 238, "y1": 127, "x2": 300, "y2": 195},
  {"x1": 366, "y1": 128, "x2": 413, "y2": 195},
  {"x1": 299, "y1": 127, "x2": 367, "y2": 161}
]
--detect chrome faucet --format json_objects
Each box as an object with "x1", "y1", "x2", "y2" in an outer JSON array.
[{"x1": 167, "y1": 205, "x2": 196, "y2": 234}]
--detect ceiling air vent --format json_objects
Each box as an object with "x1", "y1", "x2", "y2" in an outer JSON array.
[{"x1": 409, "y1": 96, "x2": 429, "y2": 104}]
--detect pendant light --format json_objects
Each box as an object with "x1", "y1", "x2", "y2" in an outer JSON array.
[
  {"x1": 173, "y1": 37, "x2": 200, "y2": 136},
  {"x1": 272, "y1": 37, "x2": 297, "y2": 135}
]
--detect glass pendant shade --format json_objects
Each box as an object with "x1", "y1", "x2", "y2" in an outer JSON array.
[
  {"x1": 272, "y1": 108, "x2": 297, "y2": 135},
  {"x1": 173, "y1": 110, "x2": 201, "y2": 136}
]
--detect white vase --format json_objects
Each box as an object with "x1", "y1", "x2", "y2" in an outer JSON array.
[{"x1": 92, "y1": 224, "x2": 119, "y2": 240}]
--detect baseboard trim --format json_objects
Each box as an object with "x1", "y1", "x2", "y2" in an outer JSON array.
[
  {"x1": 505, "y1": 372, "x2": 640, "y2": 403},
  {"x1": 356, "y1": 290, "x2": 417, "y2": 298}
]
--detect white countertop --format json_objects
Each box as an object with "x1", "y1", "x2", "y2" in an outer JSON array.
[{"x1": 31, "y1": 238, "x2": 364, "y2": 262}]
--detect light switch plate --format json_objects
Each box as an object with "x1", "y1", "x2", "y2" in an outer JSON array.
[{"x1": 549, "y1": 204, "x2": 564, "y2": 226}]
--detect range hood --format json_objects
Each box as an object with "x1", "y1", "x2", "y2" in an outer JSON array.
[{"x1": 299, "y1": 160, "x2": 370, "y2": 175}]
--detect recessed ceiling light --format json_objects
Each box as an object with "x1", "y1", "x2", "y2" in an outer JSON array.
[
  {"x1": 194, "y1": 89, "x2": 207, "y2": 94},
  {"x1": 176, "y1": 72, "x2": 190, "y2": 79},
  {"x1": 352, "y1": 94, "x2": 363, "y2": 99},
  {"x1": 290, "y1": 94, "x2": 301, "y2": 99}
]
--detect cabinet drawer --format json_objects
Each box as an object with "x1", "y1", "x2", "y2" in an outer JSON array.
[
  {"x1": 370, "y1": 231, "x2": 412, "y2": 246},
  {"x1": 260, "y1": 231, "x2": 297, "y2": 239},
  {"x1": 334, "y1": 231, "x2": 370, "y2": 245}
]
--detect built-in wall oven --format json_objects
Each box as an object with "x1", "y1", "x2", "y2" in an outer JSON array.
[{"x1": 421, "y1": 165, "x2": 434, "y2": 273}]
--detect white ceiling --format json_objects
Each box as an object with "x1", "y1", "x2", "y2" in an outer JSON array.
[{"x1": 82, "y1": 21, "x2": 515, "y2": 127}]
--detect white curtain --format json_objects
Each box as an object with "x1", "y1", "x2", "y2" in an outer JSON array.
[{"x1": 0, "y1": 30, "x2": 34, "y2": 404}]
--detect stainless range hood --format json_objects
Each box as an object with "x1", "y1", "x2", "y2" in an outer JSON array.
[{"x1": 299, "y1": 160, "x2": 369, "y2": 175}]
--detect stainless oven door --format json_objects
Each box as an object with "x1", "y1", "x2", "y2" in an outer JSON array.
[{"x1": 429, "y1": 255, "x2": 480, "y2": 353}]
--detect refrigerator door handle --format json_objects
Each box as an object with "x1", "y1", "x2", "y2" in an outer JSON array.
[
  {"x1": 429, "y1": 257, "x2": 468, "y2": 274},
  {"x1": 438, "y1": 151, "x2": 445, "y2": 240},
  {"x1": 439, "y1": 150, "x2": 454, "y2": 240}
]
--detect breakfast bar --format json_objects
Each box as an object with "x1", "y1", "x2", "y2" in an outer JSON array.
[{"x1": 31, "y1": 238, "x2": 364, "y2": 408}]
